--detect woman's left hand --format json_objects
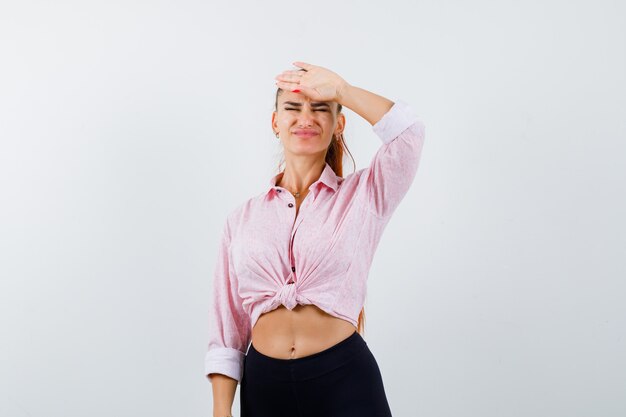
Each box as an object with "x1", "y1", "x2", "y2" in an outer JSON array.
[{"x1": 275, "y1": 62, "x2": 350, "y2": 103}]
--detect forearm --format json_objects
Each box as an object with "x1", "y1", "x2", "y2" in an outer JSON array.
[
  {"x1": 337, "y1": 83, "x2": 394, "y2": 126},
  {"x1": 210, "y1": 373, "x2": 238, "y2": 417}
]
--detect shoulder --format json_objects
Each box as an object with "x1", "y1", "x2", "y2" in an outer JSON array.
[
  {"x1": 222, "y1": 191, "x2": 267, "y2": 233},
  {"x1": 335, "y1": 166, "x2": 369, "y2": 190}
]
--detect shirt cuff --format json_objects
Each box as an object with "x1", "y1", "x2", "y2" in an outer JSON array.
[
  {"x1": 204, "y1": 347, "x2": 246, "y2": 384},
  {"x1": 372, "y1": 99, "x2": 421, "y2": 144}
]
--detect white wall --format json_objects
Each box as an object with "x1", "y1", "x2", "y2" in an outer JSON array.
[{"x1": 1, "y1": 0, "x2": 624, "y2": 416}]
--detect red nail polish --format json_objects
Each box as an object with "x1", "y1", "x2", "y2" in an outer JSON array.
[{"x1": 292, "y1": 89, "x2": 300, "y2": 93}]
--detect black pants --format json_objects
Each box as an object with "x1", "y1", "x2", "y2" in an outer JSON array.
[{"x1": 240, "y1": 330, "x2": 393, "y2": 417}]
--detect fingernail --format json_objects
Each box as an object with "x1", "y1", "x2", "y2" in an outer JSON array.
[{"x1": 292, "y1": 89, "x2": 300, "y2": 93}]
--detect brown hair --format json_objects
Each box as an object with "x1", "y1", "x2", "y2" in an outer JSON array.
[{"x1": 274, "y1": 87, "x2": 366, "y2": 336}]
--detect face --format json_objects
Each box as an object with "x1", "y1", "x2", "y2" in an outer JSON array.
[{"x1": 272, "y1": 90, "x2": 345, "y2": 158}]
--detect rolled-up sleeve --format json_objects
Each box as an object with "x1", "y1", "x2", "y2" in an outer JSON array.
[
  {"x1": 204, "y1": 217, "x2": 251, "y2": 385},
  {"x1": 363, "y1": 99, "x2": 426, "y2": 219}
]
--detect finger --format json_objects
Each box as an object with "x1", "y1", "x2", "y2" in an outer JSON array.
[
  {"x1": 274, "y1": 69, "x2": 303, "y2": 80},
  {"x1": 275, "y1": 80, "x2": 312, "y2": 96},
  {"x1": 278, "y1": 69, "x2": 305, "y2": 79},
  {"x1": 293, "y1": 85, "x2": 318, "y2": 98},
  {"x1": 292, "y1": 61, "x2": 313, "y2": 71},
  {"x1": 275, "y1": 80, "x2": 300, "y2": 91},
  {"x1": 283, "y1": 69, "x2": 305, "y2": 76},
  {"x1": 274, "y1": 72, "x2": 302, "y2": 83}
]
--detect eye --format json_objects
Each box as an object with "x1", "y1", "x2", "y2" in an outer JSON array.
[{"x1": 283, "y1": 108, "x2": 328, "y2": 112}]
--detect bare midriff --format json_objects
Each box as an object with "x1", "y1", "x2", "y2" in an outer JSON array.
[
  {"x1": 251, "y1": 304, "x2": 358, "y2": 359},
  {"x1": 253, "y1": 188, "x2": 357, "y2": 359}
]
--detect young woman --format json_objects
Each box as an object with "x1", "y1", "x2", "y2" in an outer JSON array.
[{"x1": 205, "y1": 61, "x2": 426, "y2": 417}]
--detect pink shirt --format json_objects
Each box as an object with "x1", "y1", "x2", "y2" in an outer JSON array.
[{"x1": 205, "y1": 99, "x2": 426, "y2": 384}]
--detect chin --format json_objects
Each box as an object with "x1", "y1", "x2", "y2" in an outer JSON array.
[{"x1": 290, "y1": 144, "x2": 328, "y2": 154}]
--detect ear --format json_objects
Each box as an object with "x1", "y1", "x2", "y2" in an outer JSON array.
[
  {"x1": 271, "y1": 111, "x2": 278, "y2": 133},
  {"x1": 335, "y1": 111, "x2": 346, "y2": 136}
]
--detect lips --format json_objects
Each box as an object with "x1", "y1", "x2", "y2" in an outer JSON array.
[{"x1": 293, "y1": 129, "x2": 319, "y2": 138}]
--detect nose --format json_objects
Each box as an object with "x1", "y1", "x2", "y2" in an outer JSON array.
[{"x1": 297, "y1": 107, "x2": 315, "y2": 127}]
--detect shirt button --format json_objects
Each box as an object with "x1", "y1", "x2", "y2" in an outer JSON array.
[
  {"x1": 288, "y1": 203, "x2": 293, "y2": 207},
  {"x1": 291, "y1": 266, "x2": 295, "y2": 272}
]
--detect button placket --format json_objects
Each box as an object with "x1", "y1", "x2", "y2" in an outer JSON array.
[{"x1": 286, "y1": 189, "x2": 313, "y2": 289}]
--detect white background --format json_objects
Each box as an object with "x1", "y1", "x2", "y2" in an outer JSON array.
[{"x1": 1, "y1": 0, "x2": 624, "y2": 416}]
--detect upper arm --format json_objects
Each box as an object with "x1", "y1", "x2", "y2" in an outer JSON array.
[
  {"x1": 204, "y1": 216, "x2": 251, "y2": 385},
  {"x1": 361, "y1": 100, "x2": 426, "y2": 219}
]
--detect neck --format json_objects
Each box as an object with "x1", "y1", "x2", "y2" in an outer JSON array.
[{"x1": 276, "y1": 159, "x2": 326, "y2": 194}]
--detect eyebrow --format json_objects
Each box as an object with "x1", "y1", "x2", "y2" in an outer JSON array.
[{"x1": 283, "y1": 101, "x2": 331, "y2": 108}]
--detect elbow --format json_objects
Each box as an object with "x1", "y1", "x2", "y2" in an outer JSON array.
[{"x1": 204, "y1": 346, "x2": 246, "y2": 385}]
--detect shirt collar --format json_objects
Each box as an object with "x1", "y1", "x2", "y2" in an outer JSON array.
[{"x1": 266, "y1": 162, "x2": 339, "y2": 197}]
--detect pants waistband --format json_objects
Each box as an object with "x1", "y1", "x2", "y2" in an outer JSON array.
[{"x1": 245, "y1": 330, "x2": 367, "y2": 382}]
